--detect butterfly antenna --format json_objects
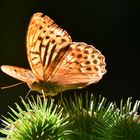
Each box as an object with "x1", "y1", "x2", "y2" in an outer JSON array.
[
  {"x1": 25, "y1": 89, "x2": 32, "y2": 99},
  {"x1": 1, "y1": 82, "x2": 25, "y2": 89}
]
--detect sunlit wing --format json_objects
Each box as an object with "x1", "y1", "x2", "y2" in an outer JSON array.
[
  {"x1": 49, "y1": 42, "x2": 106, "y2": 86},
  {"x1": 1, "y1": 65, "x2": 36, "y2": 84},
  {"x1": 26, "y1": 13, "x2": 72, "y2": 81}
]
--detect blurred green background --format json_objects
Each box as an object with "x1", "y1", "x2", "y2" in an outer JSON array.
[{"x1": 0, "y1": 0, "x2": 139, "y2": 134}]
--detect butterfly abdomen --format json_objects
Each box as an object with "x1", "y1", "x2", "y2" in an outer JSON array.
[{"x1": 31, "y1": 81, "x2": 65, "y2": 96}]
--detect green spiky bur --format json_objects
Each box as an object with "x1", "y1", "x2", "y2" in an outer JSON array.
[
  {"x1": 0, "y1": 96, "x2": 69, "y2": 140},
  {"x1": 0, "y1": 94, "x2": 140, "y2": 140}
]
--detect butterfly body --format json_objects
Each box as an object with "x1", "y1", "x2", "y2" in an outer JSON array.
[
  {"x1": 1, "y1": 13, "x2": 106, "y2": 97},
  {"x1": 31, "y1": 81, "x2": 86, "y2": 96},
  {"x1": 31, "y1": 81, "x2": 64, "y2": 96}
]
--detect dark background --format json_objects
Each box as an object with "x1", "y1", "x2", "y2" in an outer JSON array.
[{"x1": 0, "y1": 0, "x2": 140, "y2": 130}]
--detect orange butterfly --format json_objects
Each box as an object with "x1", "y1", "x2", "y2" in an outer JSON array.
[{"x1": 1, "y1": 13, "x2": 106, "y2": 96}]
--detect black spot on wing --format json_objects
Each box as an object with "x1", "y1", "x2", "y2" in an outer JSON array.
[
  {"x1": 86, "y1": 67, "x2": 92, "y2": 71},
  {"x1": 94, "y1": 66, "x2": 98, "y2": 71},
  {"x1": 84, "y1": 50, "x2": 89, "y2": 54},
  {"x1": 61, "y1": 39, "x2": 66, "y2": 43},
  {"x1": 76, "y1": 54, "x2": 82, "y2": 58},
  {"x1": 51, "y1": 39, "x2": 55, "y2": 44},
  {"x1": 38, "y1": 36, "x2": 43, "y2": 40},
  {"x1": 45, "y1": 36, "x2": 50, "y2": 39},
  {"x1": 39, "y1": 26, "x2": 43, "y2": 30},
  {"x1": 85, "y1": 61, "x2": 90, "y2": 65},
  {"x1": 93, "y1": 60, "x2": 97, "y2": 64}
]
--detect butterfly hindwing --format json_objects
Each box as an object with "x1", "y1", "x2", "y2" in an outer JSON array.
[{"x1": 49, "y1": 42, "x2": 106, "y2": 86}]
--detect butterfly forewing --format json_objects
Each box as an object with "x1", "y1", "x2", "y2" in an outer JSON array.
[
  {"x1": 26, "y1": 13, "x2": 72, "y2": 81},
  {"x1": 1, "y1": 65, "x2": 36, "y2": 84}
]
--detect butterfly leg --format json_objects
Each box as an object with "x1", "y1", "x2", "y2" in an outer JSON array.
[
  {"x1": 41, "y1": 90, "x2": 46, "y2": 101},
  {"x1": 60, "y1": 92, "x2": 63, "y2": 105}
]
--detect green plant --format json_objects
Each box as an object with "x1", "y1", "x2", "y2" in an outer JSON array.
[{"x1": 0, "y1": 94, "x2": 140, "y2": 140}]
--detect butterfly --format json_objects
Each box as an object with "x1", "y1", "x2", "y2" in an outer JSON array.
[{"x1": 1, "y1": 12, "x2": 106, "y2": 96}]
